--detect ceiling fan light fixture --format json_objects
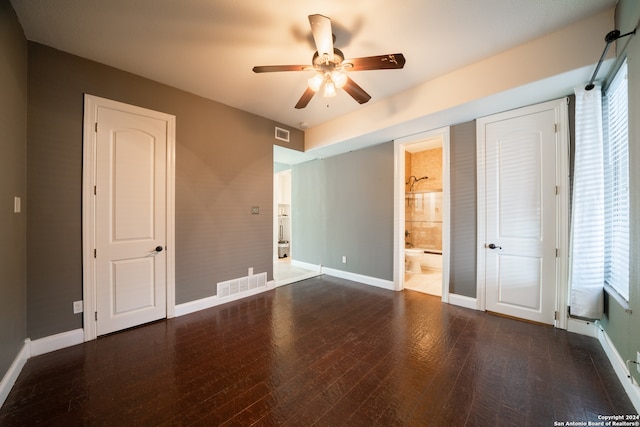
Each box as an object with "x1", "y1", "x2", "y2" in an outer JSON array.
[
  {"x1": 308, "y1": 73, "x2": 324, "y2": 92},
  {"x1": 331, "y1": 70, "x2": 347, "y2": 88},
  {"x1": 324, "y1": 80, "x2": 337, "y2": 97},
  {"x1": 252, "y1": 14, "x2": 405, "y2": 109}
]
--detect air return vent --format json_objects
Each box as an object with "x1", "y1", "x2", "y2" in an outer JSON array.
[
  {"x1": 275, "y1": 127, "x2": 290, "y2": 142},
  {"x1": 217, "y1": 272, "x2": 267, "y2": 300}
]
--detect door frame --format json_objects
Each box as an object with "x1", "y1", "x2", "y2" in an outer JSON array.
[
  {"x1": 476, "y1": 98, "x2": 570, "y2": 329},
  {"x1": 393, "y1": 126, "x2": 450, "y2": 301},
  {"x1": 82, "y1": 94, "x2": 176, "y2": 341}
]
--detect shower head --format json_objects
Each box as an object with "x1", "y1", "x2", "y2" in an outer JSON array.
[
  {"x1": 406, "y1": 175, "x2": 429, "y2": 184},
  {"x1": 406, "y1": 175, "x2": 429, "y2": 192}
]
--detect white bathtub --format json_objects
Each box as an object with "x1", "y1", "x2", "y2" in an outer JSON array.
[{"x1": 417, "y1": 249, "x2": 442, "y2": 270}]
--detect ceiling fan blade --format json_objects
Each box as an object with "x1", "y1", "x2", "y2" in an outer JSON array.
[
  {"x1": 295, "y1": 87, "x2": 316, "y2": 109},
  {"x1": 345, "y1": 53, "x2": 406, "y2": 71},
  {"x1": 252, "y1": 65, "x2": 310, "y2": 73},
  {"x1": 342, "y1": 77, "x2": 371, "y2": 104},
  {"x1": 309, "y1": 14, "x2": 334, "y2": 61}
]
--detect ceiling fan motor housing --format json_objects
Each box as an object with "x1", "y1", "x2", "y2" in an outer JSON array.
[{"x1": 312, "y1": 48, "x2": 346, "y2": 72}]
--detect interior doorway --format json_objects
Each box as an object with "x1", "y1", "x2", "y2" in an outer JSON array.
[
  {"x1": 274, "y1": 169, "x2": 292, "y2": 263},
  {"x1": 273, "y1": 150, "x2": 321, "y2": 287},
  {"x1": 394, "y1": 127, "x2": 450, "y2": 301}
]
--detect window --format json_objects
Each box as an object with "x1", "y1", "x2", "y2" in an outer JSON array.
[{"x1": 603, "y1": 60, "x2": 629, "y2": 301}]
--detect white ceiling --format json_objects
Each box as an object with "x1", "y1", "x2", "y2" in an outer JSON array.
[{"x1": 11, "y1": 0, "x2": 615, "y2": 134}]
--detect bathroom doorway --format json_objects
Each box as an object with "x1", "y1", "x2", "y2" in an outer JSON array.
[{"x1": 393, "y1": 128, "x2": 450, "y2": 300}]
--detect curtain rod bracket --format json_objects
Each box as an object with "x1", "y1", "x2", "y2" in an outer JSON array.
[{"x1": 585, "y1": 29, "x2": 636, "y2": 91}]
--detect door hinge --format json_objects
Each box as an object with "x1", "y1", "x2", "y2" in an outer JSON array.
[
  {"x1": 555, "y1": 248, "x2": 559, "y2": 258},
  {"x1": 555, "y1": 186, "x2": 559, "y2": 195},
  {"x1": 94, "y1": 185, "x2": 97, "y2": 195},
  {"x1": 95, "y1": 312, "x2": 98, "y2": 321},
  {"x1": 554, "y1": 311, "x2": 559, "y2": 320},
  {"x1": 95, "y1": 122, "x2": 98, "y2": 132},
  {"x1": 94, "y1": 249, "x2": 97, "y2": 258},
  {"x1": 554, "y1": 123, "x2": 558, "y2": 133}
]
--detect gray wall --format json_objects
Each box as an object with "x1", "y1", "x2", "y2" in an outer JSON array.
[
  {"x1": 292, "y1": 131, "x2": 480, "y2": 289},
  {"x1": 25, "y1": 42, "x2": 303, "y2": 340},
  {"x1": 600, "y1": 0, "x2": 640, "y2": 384},
  {"x1": 449, "y1": 122, "x2": 477, "y2": 297},
  {"x1": 293, "y1": 143, "x2": 395, "y2": 280},
  {"x1": 0, "y1": 0, "x2": 27, "y2": 377}
]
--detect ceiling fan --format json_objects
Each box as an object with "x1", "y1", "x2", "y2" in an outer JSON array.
[{"x1": 252, "y1": 14, "x2": 406, "y2": 109}]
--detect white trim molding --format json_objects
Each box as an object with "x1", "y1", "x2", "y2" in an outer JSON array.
[
  {"x1": 597, "y1": 324, "x2": 640, "y2": 413},
  {"x1": 175, "y1": 281, "x2": 275, "y2": 317},
  {"x1": 30, "y1": 329, "x2": 84, "y2": 357},
  {"x1": 448, "y1": 294, "x2": 479, "y2": 311},
  {"x1": 0, "y1": 340, "x2": 30, "y2": 408},
  {"x1": 290, "y1": 260, "x2": 322, "y2": 272},
  {"x1": 566, "y1": 317, "x2": 598, "y2": 338},
  {"x1": 322, "y1": 267, "x2": 394, "y2": 291}
]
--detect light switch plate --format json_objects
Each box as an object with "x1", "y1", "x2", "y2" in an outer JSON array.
[
  {"x1": 14, "y1": 197, "x2": 21, "y2": 213},
  {"x1": 73, "y1": 301, "x2": 83, "y2": 314}
]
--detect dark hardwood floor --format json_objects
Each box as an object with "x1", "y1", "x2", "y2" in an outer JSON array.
[{"x1": 1, "y1": 275, "x2": 636, "y2": 426}]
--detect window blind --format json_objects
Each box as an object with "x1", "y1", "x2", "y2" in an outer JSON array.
[{"x1": 603, "y1": 60, "x2": 629, "y2": 301}]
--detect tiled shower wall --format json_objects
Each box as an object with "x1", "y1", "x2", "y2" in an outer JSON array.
[{"x1": 405, "y1": 148, "x2": 442, "y2": 251}]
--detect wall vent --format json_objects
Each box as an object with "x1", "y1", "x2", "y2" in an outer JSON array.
[
  {"x1": 217, "y1": 272, "x2": 267, "y2": 300},
  {"x1": 275, "y1": 127, "x2": 290, "y2": 142}
]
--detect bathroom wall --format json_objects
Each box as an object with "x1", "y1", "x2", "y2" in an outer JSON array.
[
  {"x1": 408, "y1": 148, "x2": 442, "y2": 192},
  {"x1": 405, "y1": 148, "x2": 443, "y2": 251}
]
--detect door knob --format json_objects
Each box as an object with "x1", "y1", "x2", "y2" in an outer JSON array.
[
  {"x1": 155, "y1": 246, "x2": 164, "y2": 252},
  {"x1": 487, "y1": 243, "x2": 502, "y2": 250}
]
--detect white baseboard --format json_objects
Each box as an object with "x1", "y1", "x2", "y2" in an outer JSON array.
[
  {"x1": 321, "y1": 267, "x2": 394, "y2": 291},
  {"x1": 175, "y1": 281, "x2": 274, "y2": 317},
  {"x1": 290, "y1": 260, "x2": 322, "y2": 272},
  {"x1": 566, "y1": 317, "x2": 598, "y2": 338},
  {"x1": 30, "y1": 329, "x2": 84, "y2": 357},
  {"x1": 597, "y1": 324, "x2": 640, "y2": 413},
  {"x1": 448, "y1": 293, "x2": 478, "y2": 310},
  {"x1": 0, "y1": 339, "x2": 30, "y2": 408}
]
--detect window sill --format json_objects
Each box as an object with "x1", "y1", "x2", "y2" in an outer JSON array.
[{"x1": 604, "y1": 283, "x2": 632, "y2": 314}]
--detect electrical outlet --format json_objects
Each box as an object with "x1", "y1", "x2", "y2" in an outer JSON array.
[
  {"x1": 342, "y1": 256, "x2": 347, "y2": 264},
  {"x1": 248, "y1": 267, "x2": 253, "y2": 276},
  {"x1": 73, "y1": 300, "x2": 83, "y2": 314},
  {"x1": 637, "y1": 351, "x2": 640, "y2": 374}
]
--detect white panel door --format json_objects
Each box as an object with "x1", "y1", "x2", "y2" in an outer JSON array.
[
  {"x1": 95, "y1": 106, "x2": 167, "y2": 335},
  {"x1": 482, "y1": 108, "x2": 557, "y2": 324}
]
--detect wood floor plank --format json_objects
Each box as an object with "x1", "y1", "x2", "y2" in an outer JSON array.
[{"x1": 0, "y1": 275, "x2": 636, "y2": 426}]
